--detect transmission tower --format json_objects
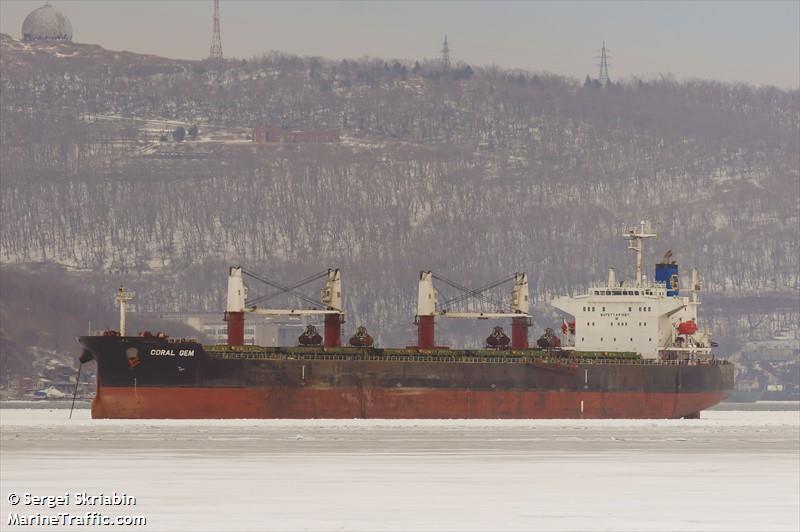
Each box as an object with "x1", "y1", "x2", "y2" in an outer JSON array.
[
  {"x1": 209, "y1": 0, "x2": 223, "y2": 61},
  {"x1": 597, "y1": 41, "x2": 611, "y2": 85},
  {"x1": 441, "y1": 34, "x2": 451, "y2": 72}
]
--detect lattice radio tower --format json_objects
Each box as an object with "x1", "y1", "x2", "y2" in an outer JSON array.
[
  {"x1": 597, "y1": 41, "x2": 611, "y2": 85},
  {"x1": 441, "y1": 35, "x2": 451, "y2": 72},
  {"x1": 209, "y1": 0, "x2": 223, "y2": 61}
]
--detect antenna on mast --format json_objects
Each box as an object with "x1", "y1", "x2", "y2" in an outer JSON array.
[
  {"x1": 623, "y1": 221, "x2": 656, "y2": 287},
  {"x1": 209, "y1": 0, "x2": 223, "y2": 61}
]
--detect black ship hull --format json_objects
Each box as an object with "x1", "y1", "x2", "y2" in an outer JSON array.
[{"x1": 78, "y1": 336, "x2": 733, "y2": 419}]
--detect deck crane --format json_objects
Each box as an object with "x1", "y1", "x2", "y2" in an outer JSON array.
[
  {"x1": 225, "y1": 266, "x2": 344, "y2": 347},
  {"x1": 415, "y1": 271, "x2": 531, "y2": 350}
]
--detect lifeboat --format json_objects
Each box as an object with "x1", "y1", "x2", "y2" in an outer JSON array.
[{"x1": 677, "y1": 320, "x2": 698, "y2": 335}]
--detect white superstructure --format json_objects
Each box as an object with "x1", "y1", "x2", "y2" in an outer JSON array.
[{"x1": 551, "y1": 221, "x2": 713, "y2": 360}]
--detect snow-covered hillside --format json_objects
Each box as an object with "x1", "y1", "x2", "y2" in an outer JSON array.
[{"x1": 0, "y1": 34, "x2": 798, "y2": 382}]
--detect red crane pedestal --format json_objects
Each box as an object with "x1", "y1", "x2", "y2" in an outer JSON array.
[
  {"x1": 511, "y1": 316, "x2": 529, "y2": 350},
  {"x1": 225, "y1": 311, "x2": 245, "y2": 346},
  {"x1": 324, "y1": 314, "x2": 342, "y2": 348},
  {"x1": 417, "y1": 315, "x2": 435, "y2": 349}
]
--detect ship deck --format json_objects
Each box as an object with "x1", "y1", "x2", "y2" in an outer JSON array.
[{"x1": 202, "y1": 345, "x2": 728, "y2": 366}]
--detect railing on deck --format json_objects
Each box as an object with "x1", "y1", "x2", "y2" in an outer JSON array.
[{"x1": 203, "y1": 345, "x2": 729, "y2": 367}]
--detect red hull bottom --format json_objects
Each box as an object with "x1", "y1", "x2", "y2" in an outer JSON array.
[{"x1": 92, "y1": 386, "x2": 726, "y2": 419}]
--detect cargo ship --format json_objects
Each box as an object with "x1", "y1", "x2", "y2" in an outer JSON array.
[{"x1": 78, "y1": 222, "x2": 733, "y2": 419}]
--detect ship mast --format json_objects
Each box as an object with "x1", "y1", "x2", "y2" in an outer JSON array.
[
  {"x1": 116, "y1": 286, "x2": 135, "y2": 336},
  {"x1": 623, "y1": 221, "x2": 656, "y2": 287}
]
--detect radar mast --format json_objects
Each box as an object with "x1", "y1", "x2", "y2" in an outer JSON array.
[{"x1": 623, "y1": 221, "x2": 657, "y2": 287}]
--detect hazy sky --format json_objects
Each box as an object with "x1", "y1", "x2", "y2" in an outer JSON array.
[{"x1": 2, "y1": 1, "x2": 798, "y2": 88}]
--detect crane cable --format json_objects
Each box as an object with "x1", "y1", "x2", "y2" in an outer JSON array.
[
  {"x1": 434, "y1": 273, "x2": 516, "y2": 311},
  {"x1": 241, "y1": 269, "x2": 327, "y2": 309},
  {"x1": 245, "y1": 270, "x2": 329, "y2": 307}
]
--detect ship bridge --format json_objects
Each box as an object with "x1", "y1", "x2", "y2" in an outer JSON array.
[{"x1": 551, "y1": 222, "x2": 711, "y2": 360}]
